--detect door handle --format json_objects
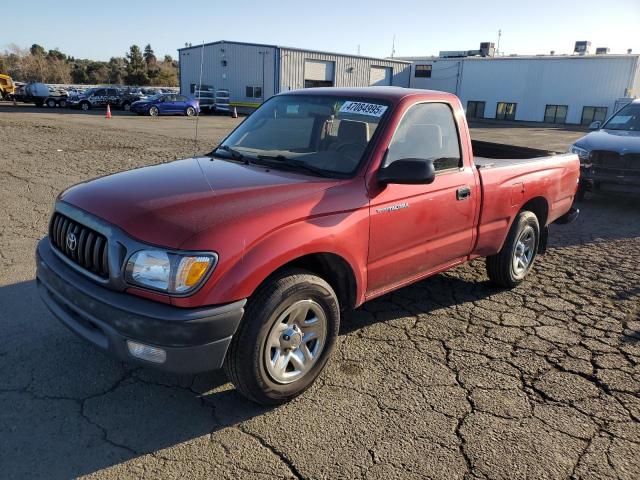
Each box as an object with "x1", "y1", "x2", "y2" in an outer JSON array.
[{"x1": 456, "y1": 186, "x2": 471, "y2": 200}]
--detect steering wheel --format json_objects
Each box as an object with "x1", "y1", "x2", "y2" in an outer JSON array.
[{"x1": 336, "y1": 142, "x2": 366, "y2": 162}]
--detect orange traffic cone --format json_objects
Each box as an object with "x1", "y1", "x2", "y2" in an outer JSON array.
[{"x1": 106, "y1": 104, "x2": 112, "y2": 119}]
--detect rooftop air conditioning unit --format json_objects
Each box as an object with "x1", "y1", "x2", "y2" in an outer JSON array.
[
  {"x1": 479, "y1": 42, "x2": 495, "y2": 57},
  {"x1": 596, "y1": 47, "x2": 610, "y2": 55},
  {"x1": 574, "y1": 41, "x2": 591, "y2": 55}
]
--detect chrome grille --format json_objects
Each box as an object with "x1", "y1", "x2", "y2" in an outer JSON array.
[{"x1": 49, "y1": 213, "x2": 109, "y2": 277}]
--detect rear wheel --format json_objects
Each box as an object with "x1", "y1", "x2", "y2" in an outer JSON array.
[
  {"x1": 149, "y1": 106, "x2": 159, "y2": 116},
  {"x1": 486, "y1": 211, "x2": 540, "y2": 288},
  {"x1": 80, "y1": 101, "x2": 90, "y2": 111},
  {"x1": 46, "y1": 98, "x2": 57, "y2": 108},
  {"x1": 186, "y1": 106, "x2": 196, "y2": 117},
  {"x1": 224, "y1": 269, "x2": 340, "y2": 405}
]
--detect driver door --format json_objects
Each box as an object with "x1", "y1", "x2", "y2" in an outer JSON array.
[{"x1": 367, "y1": 102, "x2": 477, "y2": 295}]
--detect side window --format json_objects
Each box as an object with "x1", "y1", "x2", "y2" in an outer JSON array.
[
  {"x1": 106, "y1": 88, "x2": 118, "y2": 96},
  {"x1": 386, "y1": 103, "x2": 462, "y2": 172},
  {"x1": 94, "y1": 88, "x2": 106, "y2": 96},
  {"x1": 176, "y1": 95, "x2": 188, "y2": 102}
]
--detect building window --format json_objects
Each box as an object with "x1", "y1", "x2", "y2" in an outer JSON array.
[
  {"x1": 415, "y1": 65, "x2": 432, "y2": 78},
  {"x1": 496, "y1": 102, "x2": 517, "y2": 121},
  {"x1": 414, "y1": 65, "x2": 432, "y2": 78},
  {"x1": 245, "y1": 86, "x2": 262, "y2": 99},
  {"x1": 544, "y1": 105, "x2": 568, "y2": 124},
  {"x1": 467, "y1": 101, "x2": 485, "y2": 119},
  {"x1": 581, "y1": 106, "x2": 607, "y2": 126},
  {"x1": 304, "y1": 80, "x2": 333, "y2": 88}
]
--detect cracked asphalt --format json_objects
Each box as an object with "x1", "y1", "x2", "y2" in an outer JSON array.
[{"x1": 1, "y1": 105, "x2": 639, "y2": 479}]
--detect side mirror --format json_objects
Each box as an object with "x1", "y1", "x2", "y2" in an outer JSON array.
[
  {"x1": 378, "y1": 158, "x2": 436, "y2": 185},
  {"x1": 589, "y1": 121, "x2": 601, "y2": 130}
]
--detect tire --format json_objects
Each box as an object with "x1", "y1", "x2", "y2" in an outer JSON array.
[
  {"x1": 59, "y1": 99, "x2": 67, "y2": 108},
  {"x1": 46, "y1": 98, "x2": 57, "y2": 108},
  {"x1": 186, "y1": 106, "x2": 196, "y2": 117},
  {"x1": 486, "y1": 211, "x2": 540, "y2": 288},
  {"x1": 224, "y1": 268, "x2": 340, "y2": 405},
  {"x1": 122, "y1": 102, "x2": 131, "y2": 112},
  {"x1": 149, "y1": 106, "x2": 159, "y2": 116},
  {"x1": 80, "y1": 101, "x2": 90, "y2": 111}
]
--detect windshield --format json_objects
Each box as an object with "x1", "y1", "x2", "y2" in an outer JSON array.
[
  {"x1": 218, "y1": 94, "x2": 391, "y2": 176},
  {"x1": 604, "y1": 103, "x2": 640, "y2": 131}
]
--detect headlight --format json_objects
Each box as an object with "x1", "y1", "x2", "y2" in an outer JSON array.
[
  {"x1": 125, "y1": 250, "x2": 217, "y2": 294},
  {"x1": 569, "y1": 145, "x2": 591, "y2": 162}
]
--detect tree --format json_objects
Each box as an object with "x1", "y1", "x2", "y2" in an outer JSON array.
[
  {"x1": 143, "y1": 44, "x2": 156, "y2": 65},
  {"x1": 30, "y1": 44, "x2": 46, "y2": 56},
  {"x1": 108, "y1": 57, "x2": 126, "y2": 84},
  {"x1": 125, "y1": 45, "x2": 149, "y2": 85},
  {"x1": 47, "y1": 49, "x2": 67, "y2": 61},
  {"x1": 86, "y1": 62, "x2": 109, "y2": 84}
]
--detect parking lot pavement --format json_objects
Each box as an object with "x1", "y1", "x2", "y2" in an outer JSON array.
[{"x1": 1, "y1": 109, "x2": 638, "y2": 479}]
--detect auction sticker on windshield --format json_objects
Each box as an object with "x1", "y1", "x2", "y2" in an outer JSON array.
[{"x1": 339, "y1": 101, "x2": 388, "y2": 117}]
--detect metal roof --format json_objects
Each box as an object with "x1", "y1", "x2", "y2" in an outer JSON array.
[
  {"x1": 395, "y1": 54, "x2": 639, "y2": 62},
  {"x1": 178, "y1": 39, "x2": 410, "y2": 64}
]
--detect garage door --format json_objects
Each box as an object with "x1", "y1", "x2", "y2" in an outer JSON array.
[
  {"x1": 304, "y1": 60, "x2": 335, "y2": 88},
  {"x1": 369, "y1": 66, "x2": 392, "y2": 86}
]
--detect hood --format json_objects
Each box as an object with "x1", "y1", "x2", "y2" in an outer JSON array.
[
  {"x1": 574, "y1": 129, "x2": 640, "y2": 154},
  {"x1": 59, "y1": 157, "x2": 336, "y2": 248}
]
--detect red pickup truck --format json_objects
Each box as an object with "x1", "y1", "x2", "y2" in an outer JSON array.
[{"x1": 36, "y1": 87, "x2": 579, "y2": 404}]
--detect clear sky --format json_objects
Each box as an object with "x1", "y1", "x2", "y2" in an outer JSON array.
[{"x1": 3, "y1": 0, "x2": 639, "y2": 60}]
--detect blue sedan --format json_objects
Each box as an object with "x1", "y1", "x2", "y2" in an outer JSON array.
[{"x1": 130, "y1": 93, "x2": 200, "y2": 116}]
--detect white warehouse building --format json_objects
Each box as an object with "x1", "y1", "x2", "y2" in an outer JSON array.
[
  {"x1": 178, "y1": 40, "x2": 411, "y2": 110},
  {"x1": 399, "y1": 53, "x2": 640, "y2": 125}
]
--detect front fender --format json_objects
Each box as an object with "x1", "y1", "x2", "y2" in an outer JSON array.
[{"x1": 171, "y1": 207, "x2": 370, "y2": 308}]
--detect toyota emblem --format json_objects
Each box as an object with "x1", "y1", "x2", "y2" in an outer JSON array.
[{"x1": 66, "y1": 232, "x2": 77, "y2": 251}]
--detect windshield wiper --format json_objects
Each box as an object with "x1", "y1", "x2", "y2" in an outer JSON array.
[
  {"x1": 256, "y1": 154, "x2": 332, "y2": 178},
  {"x1": 212, "y1": 145, "x2": 252, "y2": 164}
]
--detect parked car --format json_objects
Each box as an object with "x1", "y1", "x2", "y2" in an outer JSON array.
[
  {"x1": 130, "y1": 93, "x2": 200, "y2": 116},
  {"x1": 36, "y1": 87, "x2": 579, "y2": 405},
  {"x1": 570, "y1": 99, "x2": 640, "y2": 198},
  {"x1": 66, "y1": 87, "x2": 137, "y2": 111}
]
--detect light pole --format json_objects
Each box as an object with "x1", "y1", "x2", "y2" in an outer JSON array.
[{"x1": 258, "y1": 50, "x2": 268, "y2": 102}]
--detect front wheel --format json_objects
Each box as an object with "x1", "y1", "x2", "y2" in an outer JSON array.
[
  {"x1": 186, "y1": 106, "x2": 196, "y2": 116},
  {"x1": 486, "y1": 211, "x2": 540, "y2": 288},
  {"x1": 80, "y1": 101, "x2": 90, "y2": 111},
  {"x1": 149, "y1": 106, "x2": 159, "y2": 116},
  {"x1": 224, "y1": 269, "x2": 340, "y2": 405},
  {"x1": 122, "y1": 102, "x2": 131, "y2": 112}
]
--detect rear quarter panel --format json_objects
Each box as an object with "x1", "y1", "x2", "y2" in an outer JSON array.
[{"x1": 472, "y1": 153, "x2": 579, "y2": 257}]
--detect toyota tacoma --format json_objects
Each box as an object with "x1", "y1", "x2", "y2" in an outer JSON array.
[{"x1": 36, "y1": 87, "x2": 580, "y2": 405}]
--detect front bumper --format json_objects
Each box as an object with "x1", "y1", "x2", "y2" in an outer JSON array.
[{"x1": 36, "y1": 239, "x2": 245, "y2": 374}]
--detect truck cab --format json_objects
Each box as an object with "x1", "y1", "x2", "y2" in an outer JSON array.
[{"x1": 0, "y1": 74, "x2": 15, "y2": 99}]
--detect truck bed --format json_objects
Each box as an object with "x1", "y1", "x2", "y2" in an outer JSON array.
[
  {"x1": 470, "y1": 140, "x2": 580, "y2": 258},
  {"x1": 472, "y1": 140, "x2": 559, "y2": 168}
]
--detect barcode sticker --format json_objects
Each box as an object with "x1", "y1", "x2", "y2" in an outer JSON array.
[{"x1": 339, "y1": 101, "x2": 388, "y2": 117}]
